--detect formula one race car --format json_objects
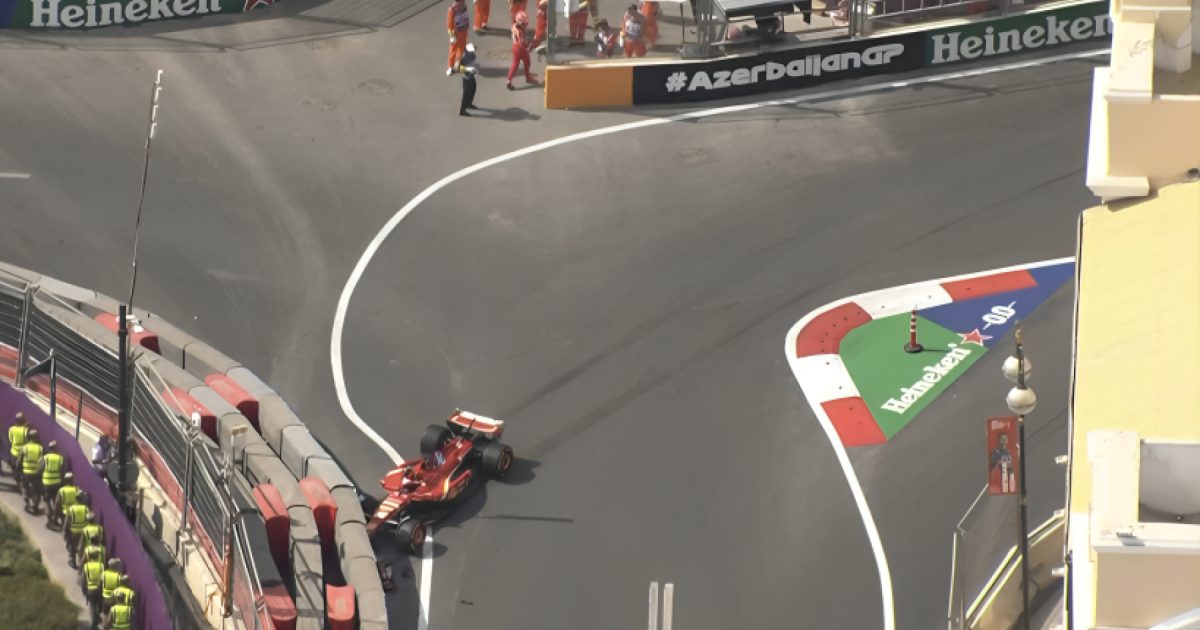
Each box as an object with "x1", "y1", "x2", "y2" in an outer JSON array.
[{"x1": 365, "y1": 410, "x2": 514, "y2": 554}]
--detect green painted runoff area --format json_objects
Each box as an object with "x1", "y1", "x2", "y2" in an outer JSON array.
[{"x1": 840, "y1": 314, "x2": 986, "y2": 437}]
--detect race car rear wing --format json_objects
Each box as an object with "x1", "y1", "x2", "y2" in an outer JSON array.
[{"x1": 448, "y1": 409, "x2": 505, "y2": 439}]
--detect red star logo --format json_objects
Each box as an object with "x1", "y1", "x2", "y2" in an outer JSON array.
[
  {"x1": 244, "y1": 0, "x2": 273, "y2": 11},
  {"x1": 958, "y1": 328, "x2": 993, "y2": 346}
]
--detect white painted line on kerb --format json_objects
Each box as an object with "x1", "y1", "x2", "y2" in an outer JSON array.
[
  {"x1": 330, "y1": 48, "x2": 1105, "y2": 629},
  {"x1": 648, "y1": 581, "x2": 660, "y2": 630},
  {"x1": 0, "y1": 173, "x2": 32, "y2": 179}
]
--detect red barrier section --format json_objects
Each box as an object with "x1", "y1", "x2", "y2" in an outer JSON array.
[
  {"x1": 299, "y1": 477, "x2": 337, "y2": 555},
  {"x1": 253, "y1": 484, "x2": 292, "y2": 579},
  {"x1": 820, "y1": 397, "x2": 886, "y2": 447},
  {"x1": 162, "y1": 387, "x2": 216, "y2": 441},
  {"x1": 794, "y1": 302, "x2": 872, "y2": 357},
  {"x1": 325, "y1": 584, "x2": 356, "y2": 630},
  {"x1": 263, "y1": 583, "x2": 298, "y2": 630},
  {"x1": 0, "y1": 344, "x2": 17, "y2": 382},
  {"x1": 205, "y1": 374, "x2": 259, "y2": 432},
  {"x1": 940, "y1": 270, "x2": 1037, "y2": 301},
  {"x1": 93, "y1": 313, "x2": 161, "y2": 354}
]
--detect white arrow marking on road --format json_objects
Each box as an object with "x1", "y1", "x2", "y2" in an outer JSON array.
[{"x1": 332, "y1": 47, "x2": 1107, "y2": 630}]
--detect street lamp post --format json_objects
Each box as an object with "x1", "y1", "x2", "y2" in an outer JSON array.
[{"x1": 1003, "y1": 322, "x2": 1036, "y2": 630}]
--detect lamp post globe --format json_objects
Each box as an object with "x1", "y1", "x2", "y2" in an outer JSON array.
[
  {"x1": 1002, "y1": 353, "x2": 1032, "y2": 384},
  {"x1": 1007, "y1": 385, "x2": 1038, "y2": 417}
]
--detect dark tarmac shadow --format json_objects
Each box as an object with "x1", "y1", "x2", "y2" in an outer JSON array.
[{"x1": 463, "y1": 106, "x2": 542, "y2": 121}]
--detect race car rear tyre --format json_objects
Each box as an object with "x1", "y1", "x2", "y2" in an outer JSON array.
[
  {"x1": 397, "y1": 519, "x2": 428, "y2": 555},
  {"x1": 420, "y1": 425, "x2": 452, "y2": 456},
  {"x1": 480, "y1": 441, "x2": 514, "y2": 479}
]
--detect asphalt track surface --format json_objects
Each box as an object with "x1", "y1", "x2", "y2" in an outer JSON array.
[{"x1": 0, "y1": 7, "x2": 1101, "y2": 627}]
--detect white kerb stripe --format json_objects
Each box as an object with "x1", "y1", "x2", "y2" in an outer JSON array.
[
  {"x1": 417, "y1": 533, "x2": 435, "y2": 630},
  {"x1": 854, "y1": 284, "x2": 954, "y2": 320},
  {"x1": 789, "y1": 354, "x2": 860, "y2": 403}
]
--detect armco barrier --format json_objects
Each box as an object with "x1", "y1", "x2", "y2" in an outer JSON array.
[
  {"x1": 0, "y1": 259, "x2": 392, "y2": 627},
  {"x1": 0, "y1": 383, "x2": 171, "y2": 629},
  {"x1": 545, "y1": 0, "x2": 1111, "y2": 108}
]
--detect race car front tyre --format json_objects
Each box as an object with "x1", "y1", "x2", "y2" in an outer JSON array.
[
  {"x1": 420, "y1": 425, "x2": 452, "y2": 456},
  {"x1": 397, "y1": 519, "x2": 428, "y2": 555},
  {"x1": 480, "y1": 441, "x2": 514, "y2": 479}
]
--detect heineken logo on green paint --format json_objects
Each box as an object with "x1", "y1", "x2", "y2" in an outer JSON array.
[{"x1": 880, "y1": 344, "x2": 973, "y2": 415}]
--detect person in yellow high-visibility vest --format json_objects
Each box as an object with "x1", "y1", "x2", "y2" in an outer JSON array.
[
  {"x1": 100, "y1": 558, "x2": 124, "y2": 616},
  {"x1": 110, "y1": 575, "x2": 135, "y2": 614},
  {"x1": 104, "y1": 597, "x2": 134, "y2": 630},
  {"x1": 6, "y1": 412, "x2": 29, "y2": 479},
  {"x1": 51, "y1": 471, "x2": 79, "y2": 530},
  {"x1": 79, "y1": 547, "x2": 104, "y2": 628},
  {"x1": 63, "y1": 496, "x2": 91, "y2": 569},
  {"x1": 81, "y1": 531, "x2": 107, "y2": 566},
  {"x1": 39, "y1": 440, "x2": 66, "y2": 520},
  {"x1": 76, "y1": 517, "x2": 105, "y2": 568},
  {"x1": 17, "y1": 429, "x2": 44, "y2": 513}
]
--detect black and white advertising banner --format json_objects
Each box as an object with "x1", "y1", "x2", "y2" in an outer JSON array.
[{"x1": 632, "y1": 33, "x2": 925, "y2": 104}]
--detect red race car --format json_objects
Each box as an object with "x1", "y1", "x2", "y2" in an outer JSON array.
[{"x1": 365, "y1": 410, "x2": 515, "y2": 553}]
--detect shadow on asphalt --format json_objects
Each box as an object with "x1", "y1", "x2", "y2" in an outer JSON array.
[{"x1": 467, "y1": 106, "x2": 542, "y2": 122}]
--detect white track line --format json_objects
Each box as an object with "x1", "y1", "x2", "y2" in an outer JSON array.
[
  {"x1": 417, "y1": 533, "x2": 435, "y2": 630},
  {"x1": 330, "y1": 50, "x2": 1104, "y2": 629},
  {"x1": 0, "y1": 173, "x2": 32, "y2": 179}
]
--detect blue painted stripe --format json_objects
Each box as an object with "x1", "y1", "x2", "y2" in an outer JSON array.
[{"x1": 920, "y1": 261, "x2": 1074, "y2": 347}]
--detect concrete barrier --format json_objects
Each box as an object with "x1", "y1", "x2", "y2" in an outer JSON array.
[
  {"x1": 254, "y1": 484, "x2": 292, "y2": 580},
  {"x1": 206, "y1": 373, "x2": 259, "y2": 430},
  {"x1": 289, "y1": 509, "x2": 327, "y2": 630},
  {"x1": 341, "y1": 528, "x2": 388, "y2": 629},
  {"x1": 259, "y1": 395, "x2": 304, "y2": 456}
]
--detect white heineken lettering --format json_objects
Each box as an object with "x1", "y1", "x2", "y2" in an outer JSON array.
[
  {"x1": 31, "y1": 0, "x2": 60, "y2": 26},
  {"x1": 126, "y1": 0, "x2": 147, "y2": 20},
  {"x1": 1023, "y1": 25, "x2": 1045, "y2": 48},
  {"x1": 681, "y1": 43, "x2": 903, "y2": 92},
  {"x1": 930, "y1": 12, "x2": 1111, "y2": 64},
  {"x1": 879, "y1": 345, "x2": 973, "y2": 414},
  {"x1": 29, "y1": 0, "x2": 219, "y2": 26},
  {"x1": 150, "y1": 0, "x2": 174, "y2": 19},
  {"x1": 60, "y1": 2, "x2": 83, "y2": 25},
  {"x1": 960, "y1": 35, "x2": 983, "y2": 59}
]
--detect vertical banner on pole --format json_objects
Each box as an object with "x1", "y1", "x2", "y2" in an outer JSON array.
[{"x1": 987, "y1": 415, "x2": 1019, "y2": 495}]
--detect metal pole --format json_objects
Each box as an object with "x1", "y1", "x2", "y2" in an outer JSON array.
[
  {"x1": 73, "y1": 388, "x2": 83, "y2": 441},
  {"x1": 128, "y1": 69, "x2": 164, "y2": 313},
  {"x1": 116, "y1": 304, "x2": 132, "y2": 519},
  {"x1": 1018, "y1": 412, "x2": 1031, "y2": 630},
  {"x1": 47, "y1": 350, "x2": 57, "y2": 424},
  {"x1": 177, "y1": 437, "x2": 195, "y2": 557},
  {"x1": 1017, "y1": 342, "x2": 1031, "y2": 630}
]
